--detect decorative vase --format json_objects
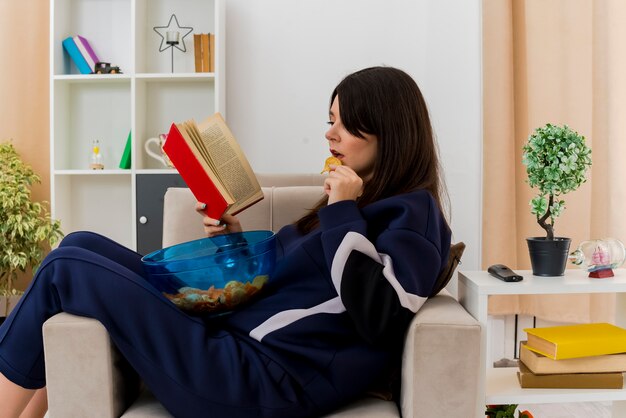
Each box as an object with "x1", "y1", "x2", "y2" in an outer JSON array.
[{"x1": 526, "y1": 237, "x2": 571, "y2": 276}]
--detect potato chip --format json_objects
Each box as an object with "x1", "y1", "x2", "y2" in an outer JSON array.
[
  {"x1": 321, "y1": 156, "x2": 342, "y2": 173},
  {"x1": 163, "y1": 275, "x2": 269, "y2": 314}
]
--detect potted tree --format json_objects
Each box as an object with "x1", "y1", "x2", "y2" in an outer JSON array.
[
  {"x1": 0, "y1": 141, "x2": 63, "y2": 320},
  {"x1": 522, "y1": 123, "x2": 592, "y2": 276}
]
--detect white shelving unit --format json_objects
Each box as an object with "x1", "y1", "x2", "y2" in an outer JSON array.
[
  {"x1": 458, "y1": 269, "x2": 626, "y2": 417},
  {"x1": 50, "y1": 0, "x2": 225, "y2": 250}
]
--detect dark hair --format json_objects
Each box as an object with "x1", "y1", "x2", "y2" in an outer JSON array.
[{"x1": 296, "y1": 66, "x2": 449, "y2": 233}]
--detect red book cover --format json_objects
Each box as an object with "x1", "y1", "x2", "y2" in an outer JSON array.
[{"x1": 163, "y1": 123, "x2": 229, "y2": 219}]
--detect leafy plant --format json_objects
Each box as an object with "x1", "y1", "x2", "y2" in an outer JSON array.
[
  {"x1": 522, "y1": 123, "x2": 592, "y2": 240},
  {"x1": 0, "y1": 141, "x2": 63, "y2": 297},
  {"x1": 486, "y1": 404, "x2": 534, "y2": 418}
]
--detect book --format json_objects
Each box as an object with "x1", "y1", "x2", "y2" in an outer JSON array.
[
  {"x1": 73, "y1": 35, "x2": 100, "y2": 73},
  {"x1": 201, "y1": 34, "x2": 210, "y2": 73},
  {"x1": 209, "y1": 33, "x2": 215, "y2": 72},
  {"x1": 193, "y1": 34, "x2": 203, "y2": 72},
  {"x1": 162, "y1": 113, "x2": 263, "y2": 220},
  {"x1": 520, "y1": 341, "x2": 626, "y2": 375},
  {"x1": 119, "y1": 130, "x2": 132, "y2": 169},
  {"x1": 524, "y1": 323, "x2": 626, "y2": 360},
  {"x1": 62, "y1": 37, "x2": 92, "y2": 74},
  {"x1": 517, "y1": 361, "x2": 624, "y2": 389}
]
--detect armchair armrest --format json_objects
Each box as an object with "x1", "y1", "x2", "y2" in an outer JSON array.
[
  {"x1": 400, "y1": 291, "x2": 481, "y2": 418},
  {"x1": 43, "y1": 313, "x2": 140, "y2": 418}
]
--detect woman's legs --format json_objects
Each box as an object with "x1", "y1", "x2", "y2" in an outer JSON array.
[
  {"x1": 0, "y1": 371, "x2": 36, "y2": 418},
  {"x1": 19, "y1": 388, "x2": 47, "y2": 418},
  {"x1": 0, "y1": 232, "x2": 139, "y2": 418},
  {"x1": 0, "y1": 375, "x2": 47, "y2": 418},
  {"x1": 0, "y1": 233, "x2": 315, "y2": 418},
  {"x1": 59, "y1": 231, "x2": 145, "y2": 276}
]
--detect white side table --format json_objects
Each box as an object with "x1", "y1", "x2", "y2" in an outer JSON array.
[{"x1": 458, "y1": 269, "x2": 626, "y2": 418}]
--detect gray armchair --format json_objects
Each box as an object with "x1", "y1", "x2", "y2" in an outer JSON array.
[{"x1": 43, "y1": 174, "x2": 480, "y2": 417}]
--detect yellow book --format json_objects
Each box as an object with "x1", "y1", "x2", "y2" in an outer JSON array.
[
  {"x1": 517, "y1": 362, "x2": 624, "y2": 389},
  {"x1": 520, "y1": 341, "x2": 626, "y2": 374},
  {"x1": 524, "y1": 323, "x2": 626, "y2": 360}
]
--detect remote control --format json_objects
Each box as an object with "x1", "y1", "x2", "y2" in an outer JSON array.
[{"x1": 488, "y1": 264, "x2": 523, "y2": 282}]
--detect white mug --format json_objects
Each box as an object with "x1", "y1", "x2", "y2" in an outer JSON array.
[{"x1": 144, "y1": 134, "x2": 173, "y2": 167}]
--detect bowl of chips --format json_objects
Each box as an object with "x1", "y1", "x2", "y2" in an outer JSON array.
[{"x1": 142, "y1": 231, "x2": 276, "y2": 315}]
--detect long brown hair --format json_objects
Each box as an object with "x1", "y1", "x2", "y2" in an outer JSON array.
[{"x1": 296, "y1": 66, "x2": 449, "y2": 234}]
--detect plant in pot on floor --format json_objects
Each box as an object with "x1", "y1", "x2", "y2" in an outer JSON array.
[
  {"x1": 0, "y1": 141, "x2": 63, "y2": 321},
  {"x1": 522, "y1": 123, "x2": 592, "y2": 276},
  {"x1": 486, "y1": 404, "x2": 533, "y2": 418}
]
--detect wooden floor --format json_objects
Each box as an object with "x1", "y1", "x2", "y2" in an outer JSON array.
[{"x1": 516, "y1": 401, "x2": 611, "y2": 417}]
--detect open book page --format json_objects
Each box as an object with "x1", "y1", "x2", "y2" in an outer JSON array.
[
  {"x1": 194, "y1": 113, "x2": 263, "y2": 214},
  {"x1": 183, "y1": 121, "x2": 218, "y2": 175},
  {"x1": 177, "y1": 122, "x2": 235, "y2": 205}
]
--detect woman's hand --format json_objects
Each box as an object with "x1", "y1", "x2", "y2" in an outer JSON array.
[
  {"x1": 324, "y1": 165, "x2": 363, "y2": 205},
  {"x1": 195, "y1": 203, "x2": 243, "y2": 237}
]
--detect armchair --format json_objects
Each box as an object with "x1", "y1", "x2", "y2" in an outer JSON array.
[{"x1": 42, "y1": 174, "x2": 480, "y2": 417}]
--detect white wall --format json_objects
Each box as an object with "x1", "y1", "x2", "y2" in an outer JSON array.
[{"x1": 225, "y1": 0, "x2": 483, "y2": 281}]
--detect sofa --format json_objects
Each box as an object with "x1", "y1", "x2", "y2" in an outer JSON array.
[{"x1": 42, "y1": 174, "x2": 481, "y2": 417}]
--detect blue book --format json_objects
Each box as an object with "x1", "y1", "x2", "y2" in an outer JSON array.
[{"x1": 62, "y1": 37, "x2": 92, "y2": 74}]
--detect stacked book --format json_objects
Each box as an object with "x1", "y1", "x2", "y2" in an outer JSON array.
[
  {"x1": 518, "y1": 322, "x2": 626, "y2": 389},
  {"x1": 62, "y1": 35, "x2": 100, "y2": 74},
  {"x1": 193, "y1": 33, "x2": 215, "y2": 73}
]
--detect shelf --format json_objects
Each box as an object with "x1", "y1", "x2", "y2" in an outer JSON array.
[
  {"x1": 135, "y1": 73, "x2": 215, "y2": 81},
  {"x1": 459, "y1": 269, "x2": 626, "y2": 417},
  {"x1": 486, "y1": 367, "x2": 626, "y2": 404},
  {"x1": 52, "y1": 0, "x2": 132, "y2": 76},
  {"x1": 135, "y1": 169, "x2": 178, "y2": 175},
  {"x1": 54, "y1": 169, "x2": 132, "y2": 175},
  {"x1": 135, "y1": 79, "x2": 216, "y2": 170},
  {"x1": 52, "y1": 81, "x2": 131, "y2": 170},
  {"x1": 460, "y1": 269, "x2": 626, "y2": 295},
  {"x1": 53, "y1": 73, "x2": 213, "y2": 82},
  {"x1": 53, "y1": 74, "x2": 132, "y2": 83},
  {"x1": 52, "y1": 175, "x2": 133, "y2": 249},
  {"x1": 134, "y1": 0, "x2": 217, "y2": 74}
]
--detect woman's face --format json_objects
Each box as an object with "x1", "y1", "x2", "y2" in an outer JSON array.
[{"x1": 325, "y1": 96, "x2": 378, "y2": 181}]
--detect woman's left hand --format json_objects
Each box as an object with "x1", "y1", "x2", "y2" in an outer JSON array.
[
  {"x1": 195, "y1": 203, "x2": 242, "y2": 237},
  {"x1": 324, "y1": 165, "x2": 363, "y2": 205}
]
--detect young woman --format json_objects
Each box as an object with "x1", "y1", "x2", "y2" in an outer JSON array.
[{"x1": 0, "y1": 66, "x2": 450, "y2": 418}]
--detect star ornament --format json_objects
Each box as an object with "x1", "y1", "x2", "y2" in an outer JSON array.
[{"x1": 153, "y1": 14, "x2": 193, "y2": 52}]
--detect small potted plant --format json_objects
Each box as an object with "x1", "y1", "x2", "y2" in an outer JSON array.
[
  {"x1": 522, "y1": 123, "x2": 592, "y2": 276},
  {"x1": 486, "y1": 404, "x2": 533, "y2": 418},
  {"x1": 0, "y1": 141, "x2": 63, "y2": 318}
]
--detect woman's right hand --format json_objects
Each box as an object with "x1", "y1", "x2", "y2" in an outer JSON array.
[
  {"x1": 324, "y1": 165, "x2": 363, "y2": 205},
  {"x1": 195, "y1": 203, "x2": 243, "y2": 237}
]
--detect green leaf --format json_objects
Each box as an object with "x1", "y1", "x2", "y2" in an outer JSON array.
[
  {"x1": 522, "y1": 124, "x2": 591, "y2": 235},
  {"x1": 530, "y1": 196, "x2": 547, "y2": 216},
  {"x1": 0, "y1": 141, "x2": 64, "y2": 293}
]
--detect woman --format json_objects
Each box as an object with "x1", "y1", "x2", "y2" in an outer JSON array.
[{"x1": 0, "y1": 66, "x2": 450, "y2": 418}]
